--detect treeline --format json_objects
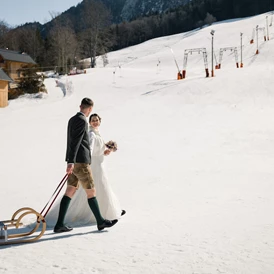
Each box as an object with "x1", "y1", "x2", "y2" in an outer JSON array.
[
  {"x1": 111, "y1": 0, "x2": 273, "y2": 50},
  {"x1": 0, "y1": 0, "x2": 112, "y2": 73},
  {"x1": 0, "y1": 0, "x2": 272, "y2": 72}
]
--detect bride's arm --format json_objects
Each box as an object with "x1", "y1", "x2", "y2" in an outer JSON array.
[{"x1": 88, "y1": 131, "x2": 96, "y2": 155}]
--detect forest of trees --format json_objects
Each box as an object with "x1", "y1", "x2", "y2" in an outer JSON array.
[{"x1": 0, "y1": 0, "x2": 273, "y2": 73}]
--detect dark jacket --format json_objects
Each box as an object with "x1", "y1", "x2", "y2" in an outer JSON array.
[{"x1": 65, "y1": 112, "x2": 91, "y2": 164}]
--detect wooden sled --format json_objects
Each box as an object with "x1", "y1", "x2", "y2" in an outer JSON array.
[
  {"x1": 0, "y1": 174, "x2": 68, "y2": 246},
  {"x1": 0, "y1": 207, "x2": 46, "y2": 246}
]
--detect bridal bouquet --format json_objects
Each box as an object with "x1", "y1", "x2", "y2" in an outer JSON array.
[{"x1": 105, "y1": 140, "x2": 118, "y2": 152}]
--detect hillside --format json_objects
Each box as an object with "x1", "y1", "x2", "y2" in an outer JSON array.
[{"x1": 1, "y1": 11, "x2": 274, "y2": 274}]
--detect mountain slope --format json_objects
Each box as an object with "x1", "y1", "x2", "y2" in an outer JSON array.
[{"x1": 1, "y1": 11, "x2": 274, "y2": 274}]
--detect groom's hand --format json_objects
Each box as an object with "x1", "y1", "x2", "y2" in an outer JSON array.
[{"x1": 66, "y1": 163, "x2": 74, "y2": 174}]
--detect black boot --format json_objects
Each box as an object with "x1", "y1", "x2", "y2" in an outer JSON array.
[{"x1": 97, "y1": 219, "x2": 118, "y2": 231}]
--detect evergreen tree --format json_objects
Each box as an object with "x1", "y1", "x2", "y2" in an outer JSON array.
[{"x1": 17, "y1": 65, "x2": 46, "y2": 94}]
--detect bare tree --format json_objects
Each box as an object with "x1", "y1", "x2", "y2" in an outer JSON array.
[
  {"x1": 15, "y1": 25, "x2": 44, "y2": 62},
  {"x1": 0, "y1": 20, "x2": 11, "y2": 48},
  {"x1": 48, "y1": 19, "x2": 78, "y2": 74},
  {"x1": 0, "y1": 21, "x2": 43, "y2": 64},
  {"x1": 80, "y1": 0, "x2": 112, "y2": 68},
  {"x1": 3, "y1": 30, "x2": 21, "y2": 51}
]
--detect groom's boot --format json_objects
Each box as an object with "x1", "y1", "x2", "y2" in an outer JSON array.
[
  {"x1": 88, "y1": 197, "x2": 118, "y2": 231},
  {"x1": 54, "y1": 195, "x2": 73, "y2": 233}
]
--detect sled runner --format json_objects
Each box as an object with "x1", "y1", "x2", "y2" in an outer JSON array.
[
  {"x1": 0, "y1": 174, "x2": 68, "y2": 246},
  {"x1": 0, "y1": 207, "x2": 46, "y2": 245}
]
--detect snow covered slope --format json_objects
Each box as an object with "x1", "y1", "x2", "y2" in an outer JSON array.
[{"x1": 0, "y1": 11, "x2": 274, "y2": 274}]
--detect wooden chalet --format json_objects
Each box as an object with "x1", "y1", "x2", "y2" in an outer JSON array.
[
  {"x1": 0, "y1": 68, "x2": 12, "y2": 108},
  {"x1": 0, "y1": 48, "x2": 36, "y2": 107}
]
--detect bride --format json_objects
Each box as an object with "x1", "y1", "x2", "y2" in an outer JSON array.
[{"x1": 45, "y1": 114, "x2": 124, "y2": 227}]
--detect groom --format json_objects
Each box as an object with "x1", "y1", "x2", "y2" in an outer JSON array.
[{"x1": 54, "y1": 97, "x2": 118, "y2": 233}]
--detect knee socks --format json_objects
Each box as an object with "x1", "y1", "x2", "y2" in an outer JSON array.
[
  {"x1": 88, "y1": 197, "x2": 104, "y2": 225},
  {"x1": 55, "y1": 195, "x2": 71, "y2": 227}
]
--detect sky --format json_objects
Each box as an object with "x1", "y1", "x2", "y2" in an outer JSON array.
[
  {"x1": 1, "y1": 11, "x2": 274, "y2": 274},
  {"x1": 0, "y1": 0, "x2": 82, "y2": 26}
]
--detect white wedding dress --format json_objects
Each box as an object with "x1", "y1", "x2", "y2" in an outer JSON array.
[{"x1": 45, "y1": 127, "x2": 122, "y2": 227}]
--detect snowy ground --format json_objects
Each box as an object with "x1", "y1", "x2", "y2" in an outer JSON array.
[{"x1": 0, "y1": 12, "x2": 274, "y2": 274}]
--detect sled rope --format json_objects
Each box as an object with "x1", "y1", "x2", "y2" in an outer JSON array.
[{"x1": 40, "y1": 174, "x2": 68, "y2": 218}]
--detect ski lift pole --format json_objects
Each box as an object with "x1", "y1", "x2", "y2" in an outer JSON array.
[
  {"x1": 240, "y1": 32, "x2": 243, "y2": 67},
  {"x1": 256, "y1": 25, "x2": 259, "y2": 54},
  {"x1": 168, "y1": 47, "x2": 182, "y2": 79},
  {"x1": 214, "y1": 52, "x2": 219, "y2": 69},
  {"x1": 266, "y1": 16, "x2": 270, "y2": 40},
  {"x1": 113, "y1": 68, "x2": 116, "y2": 84}
]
